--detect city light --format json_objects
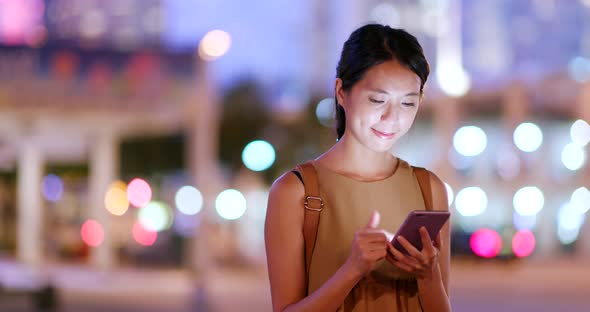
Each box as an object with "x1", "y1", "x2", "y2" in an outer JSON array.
[
  {"x1": 513, "y1": 122, "x2": 543, "y2": 152},
  {"x1": 470, "y1": 228, "x2": 502, "y2": 258},
  {"x1": 512, "y1": 230, "x2": 536, "y2": 258},
  {"x1": 455, "y1": 187, "x2": 487, "y2": 217},
  {"x1": 127, "y1": 178, "x2": 152, "y2": 208},
  {"x1": 199, "y1": 30, "x2": 231, "y2": 61},
  {"x1": 513, "y1": 186, "x2": 544, "y2": 216},
  {"x1": 42, "y1": 174, "x2": 63, "y2": 202},
  {"x1": 175, "y1": 186, "x2": 203, "y2": 215},
  {"x1": 81, "y1": 219, "x2": 104, "y2": 247},
  {"x1": 242, "y1": 140, "x2": 276, "y2": 172},
  {"x1": 216, "y1": 189, "x2": 247, "y2": 220},
  {"x1": 453, "y1": 126, "x2": 487, "y2": 157},
  {"x1": 138, "y1": 201, "x2": 173, "y2": 232}
]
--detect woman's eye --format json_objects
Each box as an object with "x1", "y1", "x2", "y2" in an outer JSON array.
[
  {"x1": 402, "y1": 102, "x2": 415, "y2": 107},
  {"x1": 369, "y1": 99, "x2": 385, "y2": 104}
]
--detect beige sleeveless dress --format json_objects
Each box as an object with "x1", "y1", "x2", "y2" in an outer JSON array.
[{"x1": 307, "y1": 158, "x2": 426, "y2": 311}]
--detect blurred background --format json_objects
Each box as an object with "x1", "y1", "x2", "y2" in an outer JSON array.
[{"x1": 0, "y1": 0, "x2": 589, "y2": 311}]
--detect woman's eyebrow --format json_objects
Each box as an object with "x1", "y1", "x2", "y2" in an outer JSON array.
[{"x1": 369, "y1": 88, "x2": 419, "y2": 97}]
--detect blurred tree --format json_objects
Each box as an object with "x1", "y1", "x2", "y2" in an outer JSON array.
[{"x1": 218, "y1": 80, "x2": 271, "y2": 174}]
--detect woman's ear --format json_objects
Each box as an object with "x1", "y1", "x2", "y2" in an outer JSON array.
[{"x1": 335, "y1": 78, "x2": 346, "y2": 109}]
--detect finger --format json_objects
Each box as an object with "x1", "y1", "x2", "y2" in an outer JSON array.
[
  {"x1": 389, "y1": 258, "x2": 414, "y2": 272},
  {"x1": 396, "y1": 236, "x2": 425, "y2": 261},
  {"x1": 419, "y1": 227, "x2": 435, "y2": 253},
  {"x1": 358, "y1": 231, "x2": 388, "y2": 242},
  {"x1": 388, "y1": 243, "x2": 409, "y2": 262},
  {"x1": 365, "y1": 210, "x2": 380, "y2": 229}
]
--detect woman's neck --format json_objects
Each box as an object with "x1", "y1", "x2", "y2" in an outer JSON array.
[{"x1": 316, "y1": 135, "x2": 398, "y2": 180}]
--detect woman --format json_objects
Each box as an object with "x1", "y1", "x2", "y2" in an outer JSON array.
[{"x1": 265, "y1": 24, "x2": 451, "y2": 312}]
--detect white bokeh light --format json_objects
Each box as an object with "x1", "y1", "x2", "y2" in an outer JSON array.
[
  {"x1": 315, "y1": 98, "x2": 335, "y2": 127},
  {"x1": 216, "y1": 189, "x2": 247, "y2": 220},
  {"x1": 436, "y1": 62, "x2": 471, "y2": 97},
  {"x1": 570, "y1": 119, "x2": 590, "y2": 147},
  {"x1": 453, "y1": 126, "x2": 487, "y2": 157},
  {"x1": 242, "y1": 140, "x2": 276, "y2": 172},
  {"x1": 370, "y1": 3, "x2": 401, "y2": 27},
  {"x1": 444, "y1": 182, "x2": 454, "y2": 207},
  {"x1": 175, "y1": 186, "x2": 203, "y2": 215},
  {"x1": 513, "y1": 186, "x2": 545, "y2": 216},
  {"x1": 199, "y1": 30, "x2": 231, "y2": 61},
  {"x1": 138, "y1": 201, "x2": 173, "y2": 232},
  {"x1": 561, "y1": 142, "x2": 586, "y2": 171},
  {"x1": 557, "y1": 202, "x2": 586, "y2": 244},
  {"x1": 570, "y1": 187, "x2": 590, "y2": 214},
  {"x1": 513, "y1": 122, "x2": 543, "y2": 152},
  {"x1": 455, "y1": 187, "x2": 487, "y2": 217}
]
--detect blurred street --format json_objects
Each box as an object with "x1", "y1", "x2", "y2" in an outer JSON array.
[{"x1": 2, "y1": 257, "x2": 589, "y2": 311}]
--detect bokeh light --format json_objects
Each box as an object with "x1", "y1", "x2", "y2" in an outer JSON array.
[
  {"x1": 104, "y1": 181, "x2": 129, "y2": 216},
  {"x1": 561, "y1": 142, "x2": 586, "y2": 171},
  {"x1": 513, "y1": 211, "x2": 537, "y2": 231},
  {"x1": 42, "y1": 174, "x2": 63, "y2": 202},
  {"x1": 242, "y1": 140, "x2": 276, "y2": 172},
  {"x1": 557, "y1": 202, "x2": 586, "y2": 245},
  {"x1": 216, "y1": 189, "x2": 247, "y2": 220},
  {"x1": 512, "y1": 230, "x2": 536, "y2": 258},
  {"x1": 568, "y1": 56, "x2": 590, "y2": 83},
  {"x1": 513, "y1": 122, "x2": 543, "y2": 152},
  {"x1": 132, "y1": 221, "x2": 157, "y2": 246},
  {"x1": 138, "y1": 201, "x2": 173, "y2": 232},
  {"x1": 81, "y1": 220, "x2": 104, "y2": 247},
  {"x1": 127, "y1": 178, "x2": 152, "y2": 208},
  {"x1": 436, "y1": 62, "x2": 471, "y2": 97},
  {"x1": 444, "y1": 182, "x2": 454, "y2": 207},
  {"x1": 570, "y1": 187, "x2": 590, "y2": 214},
  {"x1": 513, "y1": 186, "x2": 544, "y2": 216},
  {"x1": 470, "y1": 228, "x2": 502, "y2": 258},
  {"x1": 570, "y1": 119, "x2": 590, "y2": 147},
  {"x1": 370, "y1": 3, "x2": 400, "y2": 27},
  {"x1": 453, "y1": 126, "x2": 487, "y2": 157},
  {"x1": 315, "y1": 98, "x2": 335, "y2": 127},
  {"x1": 199, "y1": 30, "x2": 231, "y2": 61},
  {"x1": 175, "y1": 186, "x2": 203, "y2": 215},
  {"x1": 455, "y1": 187, "x2": 487, "y2": 217}
]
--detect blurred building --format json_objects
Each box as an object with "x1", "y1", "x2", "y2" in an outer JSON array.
[{"x1": 0, "y1": 0, "x2": 588, "y2": 277}]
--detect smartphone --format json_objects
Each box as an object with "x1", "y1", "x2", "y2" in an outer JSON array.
[{"x1": 391, "y1": 210, "x2": 450, "y2": 255}]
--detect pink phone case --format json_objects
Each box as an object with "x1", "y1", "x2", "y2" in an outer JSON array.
[{"x1": 391, "y1": 210, "x2": 450, "y2": 255}]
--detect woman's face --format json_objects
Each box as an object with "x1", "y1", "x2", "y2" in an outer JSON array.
[{"x1": 336, "y1": 60, "x2": 422, "y2": 153}]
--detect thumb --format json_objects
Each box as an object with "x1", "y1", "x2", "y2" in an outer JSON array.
[{"x1": 366, "y1": 210, "x2": 380, "y2": 229}]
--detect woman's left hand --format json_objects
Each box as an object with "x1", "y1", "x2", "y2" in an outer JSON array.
[{"x1": 386, "y1": 226, "x2": 441, "y2": 280}]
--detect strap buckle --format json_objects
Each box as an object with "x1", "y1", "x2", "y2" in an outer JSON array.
[{"x1": 304, "y1": 196, "x2": 324, "y2": 212}]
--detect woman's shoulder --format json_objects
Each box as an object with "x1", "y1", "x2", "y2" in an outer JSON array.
[{"x1": 268, "y1": 169, "x2": 305, "y2": 203}]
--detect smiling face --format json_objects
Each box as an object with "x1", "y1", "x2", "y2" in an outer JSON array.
[{"x1": 336, "y1": 59, "x2": 422, "y2": 153}]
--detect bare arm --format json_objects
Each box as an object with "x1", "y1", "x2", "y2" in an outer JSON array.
[
  {"x1": 265, "y1": 172, "x2": 388, "y2": 312},
  {"x1": 386, "y1": 171, "x2": 451, "y2": 312},
  {"x1": 415, "y1": 172, "x2": 451, "y2": 311}
]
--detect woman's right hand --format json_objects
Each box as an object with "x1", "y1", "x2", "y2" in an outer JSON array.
[{"x1": 344, "y1": 210, "x2": 391, "y2": 279}]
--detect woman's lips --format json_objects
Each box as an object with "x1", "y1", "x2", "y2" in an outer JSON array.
[{"x1": 372, "y1": 128, "x2": 396, "y2": 140}]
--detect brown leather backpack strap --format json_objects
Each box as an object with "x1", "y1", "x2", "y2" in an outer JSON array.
[
  {"x1": 295, "y1": 162, "x2": 324, "y2": 277},
  {"x1": 413, "y1": 166, "x2": 433, "y2": 211}
]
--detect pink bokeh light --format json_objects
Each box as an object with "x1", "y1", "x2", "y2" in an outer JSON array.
[
  {"x1": 470, "y1": 228, "x2": 502, "y2": 258},
  {"x1": 81, "y1": 220, "x2": 104, "y2": 247},
  {"x1": 132, "y1": 222, "x2": 157, "y2": 246},
  {"x1": 127, "y1": 178, "x2": 152, "y2": 208},
  {"x1": 512, "y1": 230, "x2": 536, "y2": 258}
]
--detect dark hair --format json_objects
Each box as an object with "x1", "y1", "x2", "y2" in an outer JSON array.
[{"x1": 334, "y1": 24, "x2": 430, "y2": 140}]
